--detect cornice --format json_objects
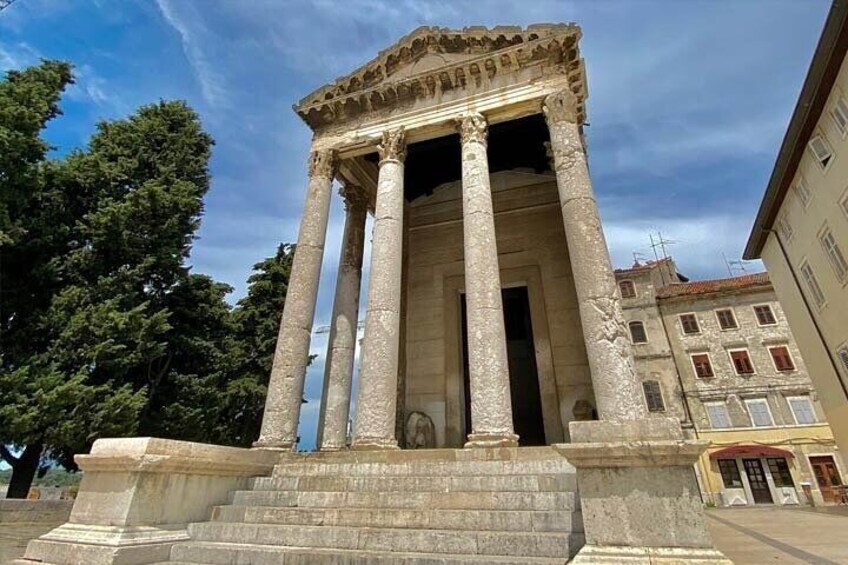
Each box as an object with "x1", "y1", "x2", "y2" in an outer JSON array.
[{"x1": 294, "y1": 24, "x2": 586, "y2": 131}]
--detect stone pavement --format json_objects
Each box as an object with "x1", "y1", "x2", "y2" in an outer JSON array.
[
  {"x1": 0, "y1": 523, "x2": 54, "y2": 564},
  {"x1": 707, "y1": 506, "x2": 848, "y2": 564}
]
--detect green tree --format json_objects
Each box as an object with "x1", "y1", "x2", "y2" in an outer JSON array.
[{"x1": 216, "y1": 244, "x2": 294, "y2": 446}]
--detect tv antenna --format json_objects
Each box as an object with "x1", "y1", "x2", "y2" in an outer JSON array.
[
  {"x1": 722, "y1": 252, "x2": 749, "y2": 277},
  {"x1": 649, "y1": 232, "x2": 675, "y2": 260}
]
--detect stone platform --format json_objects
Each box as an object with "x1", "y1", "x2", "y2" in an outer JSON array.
[{"x1": 157, "y1": 446, "x2": 583, "y2": 565}]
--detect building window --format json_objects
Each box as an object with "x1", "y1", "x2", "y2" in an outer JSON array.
[
  {"x1": 794, "y1": 177, "x2": 812, "y2": 208},
  {"x1": 809, "y1": 133, "x2": 834, "y2": 170},
  {"x1": 642, "y1": 381, "x2": 665, "y2": 412},
  {"x1": 838, "y1": 344, "x2": 848, "y2": 374},
  {"x1": 820, "y1": 227, "x2": 848, "y2": 281},
  {"x1": 718, "y1": 459, "x2": 743, "y2": 488},
  {"x1": 619, "y1": 280, "x2": 636, "y2": 299},
  {"x1": 715, "y1": 308, "x2": 738, "y2": 330},
  {"x1": 831, "y1": 96, "x2": 848, "y2": 138},
  {"x1": 767, "y1": 458, "x2": 795, "y2": 488},
  {"x1": 729, "y1": 349, "x2": 755, "y2": 375},
  {"x1": 753, "y1": 304, "x2": 777, "y2": 326},
  {"x1": 769, "y1": 345, "x2": 795, "y2": 372},
  {"x1": 745, "y1": 398, "x2": 774, "y2": 427},
  {"x1": 787, "y1": 395, "x2": 817, "y2": 425},
  {"x1": 629, "y1": 321, "x2": 648, "y2": 344},
  {"x1": 777, "y1": 214, "x2": 794, "y2": 241},
  {"x1": 691, "y1": 353, "x2": 715, "y2": 378},
  {"x1": 799, "y1": 261, "x2": 826, "y2": 308},
  {"x1": 679, "y1": 313, "x2": 700, "y2": 334},
  {"x1": 706, "y1": 401, "x2": 732, "y2": 429}
]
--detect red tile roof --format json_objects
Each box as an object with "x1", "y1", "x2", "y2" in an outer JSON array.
[{"x1": 656, "y1": 272, "x2": 770, "y2": 299}]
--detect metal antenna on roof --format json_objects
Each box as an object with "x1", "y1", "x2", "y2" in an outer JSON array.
[
  {"x1": 723, "y1": 252, "x2": 749, "y2": 276},
  {"x1": 649, "y1": 232, "x2": 675, "y2": 260},
  {"x1": 632, "y1": 252, "x2": 647, "y2": 266}
]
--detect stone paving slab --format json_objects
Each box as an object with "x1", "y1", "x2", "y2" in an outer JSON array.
[
  {"x1": 0, "y1": 523, "x2": 55, "y2": 564},
  {"x1": 707, "y1": 507, "x2": 848, "y2": 564}
]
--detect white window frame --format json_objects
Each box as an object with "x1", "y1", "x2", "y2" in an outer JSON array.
[
  {"x1": 831, "y1": 95, "x2": 848, "y2": 139},
  {"x1": 705, "y1": 401, "x2": 733, "y2": 429},
  {"x1": 752, "y1": 304, "x2": 778, "y2": 327},
  {"x1": 777, "y1": 213, "x2": 794, "y2": 242},
  {"x1": 744, "y1": 398, "x2": 774, "y2": 428},
  {"x1": 714, "y1": 308, "x2": 738, "y2": 330},
  {"x1": 799, "y1": 259, "x2": 827, "y2": 309},
  {"x1": 619, "y1": 279, "x2": 637, "y2": 299},
  {"x1": 628, "y1": 320, "x2": 648, "y2": 344},
  {"x1": 690, "y1": 352, "x2": 715, "y2": 379},
  {"x1": 767, "y1": 345, "x2": 796, "y2": 372},
  {"x1": 679, "y1": 312, "x2": 701, "y2": 335},
  {"x1": 809, "y1": 133, "x2": 834, "y2": 171},
  {"x1": 818, "y1": 225, "x2": 848, "y2": 282},
  {"x1": 787, "y1": 395, "x2": 817, "y2": 425},
  {"x1": 728, "y1": 347, "x2": 756, "y2": 376},
  {"x1": 794, "y1": 176, "x2": 812, "y2": 209}
]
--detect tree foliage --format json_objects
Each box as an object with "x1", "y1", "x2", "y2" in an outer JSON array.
[{"x1": 1, "y1": 61, "x2": 294, "y2": 497}]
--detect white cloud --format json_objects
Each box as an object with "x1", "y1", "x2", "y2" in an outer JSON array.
[{"x1": 155, "y1": 0, "x2": 229, "y2": 108}]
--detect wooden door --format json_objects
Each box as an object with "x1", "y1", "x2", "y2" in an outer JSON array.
[
  {"x1": 743, "y1": 459, "x2": 774, "y2": 504},
  {"x1": 810, "y1": 456, "x2": 843, "y2": 503}
]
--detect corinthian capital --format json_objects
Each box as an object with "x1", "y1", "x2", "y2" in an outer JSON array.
[
  {"x1": 377, "y1": 127, "x2": 407, "y2": 164},
  {"x1": 308, "y1": 149, "x2": 338, "y2": 179},
  {"x1": 542, "y1": 89, "x2": 579, "y2": 125},
  {"x1": 339, "y1": 184, "x2": 369, "y2": 212},
  {"x1": 457, "y1": 113, "x2": 487, "y2": 147}
]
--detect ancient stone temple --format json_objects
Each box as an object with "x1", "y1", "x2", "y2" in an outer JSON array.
[{"x1": 20, "y1": 24, "x2": 731, "y2": 565}]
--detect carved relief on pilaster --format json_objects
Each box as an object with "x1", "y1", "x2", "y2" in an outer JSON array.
[
  {"x1": 308, "y1": 149, "x2": 338, "y2": 179},
  {"x1": 542, "y1": 89, "x2": 580, "y2": 125},
  {"x1": 457, "y1": 113, "x2": 488, "y2": 147},
  {"x1": 377, "y1": 127, "x2": 407, "y2": 164},
  {"x1": 339, "y1": 184, "x2": 369, "y2": 212}
]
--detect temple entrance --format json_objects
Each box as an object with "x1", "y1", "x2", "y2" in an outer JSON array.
[{"x1": 461, "y1": 286, "x2": 546, "y2": 446}]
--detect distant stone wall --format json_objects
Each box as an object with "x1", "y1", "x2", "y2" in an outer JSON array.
[{"x1": 0, "y1": 499, "x2": 73, "y2": 525}]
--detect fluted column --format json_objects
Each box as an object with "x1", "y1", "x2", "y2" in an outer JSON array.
[
  {"x1": 351, "y1": 128, "x2": 406, "y2": 450},
  {"x1": 255, "y1": 149, "x2": 337, "y2": 449},
  {"x1": 316, "y1": 185, "x2": 368, "y2": 451},
  {"x1": 458, "y1": 113, "x2": 519, "y2": 448},
  {"x1": 543, "y1": 90, "x2": 645, "y2": 422}
]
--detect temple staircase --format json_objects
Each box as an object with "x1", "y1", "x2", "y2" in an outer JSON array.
[{"x1": 156, "y1": 446, "x2": 583, "y2": 564}]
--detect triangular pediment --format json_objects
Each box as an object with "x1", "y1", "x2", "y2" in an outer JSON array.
[{"x1": 295, "y1": 24, "x2": 585, "y2": 130}]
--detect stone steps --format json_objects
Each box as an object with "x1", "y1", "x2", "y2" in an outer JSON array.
[
  {"x1": 211, "y1": 505, "x2": 581, "y2": 532},
  {"x1": 157, "y1": 541, "x2": 572, "y2": 564},
  {"x1": 229, "y1": 488, "x2": 578, "y2": 510},
  {"x1": 185, "y1": 523, "x2": 578, "y2": 559},
  {"x1": 159, "y1": 447, "x2": 582, "y2": 564}
]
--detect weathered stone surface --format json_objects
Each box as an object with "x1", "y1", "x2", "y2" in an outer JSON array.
[
  {"x1": 458, "y1": 113, "x2": 517, "y2": 448},
  {"x1": 353, "y1": 129, "x2": 406, "y2": 450},
  {"x1": 317, "y1": 186, "x2": 368, "y2": 451},
  {"x1": 256, "y1": 149, "x2": 336, "y2": 449},
  {"x1": 544, "y1": 90, "x2": 645, "y2": 423}
]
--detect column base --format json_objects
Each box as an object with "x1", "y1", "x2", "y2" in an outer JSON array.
[
  {"x1": 464, "y1": 432, "x2": 519, "y2": 448},
  {"x1": 252, "y1": 439, "x2": 296, "y2": 451},
  {"x1": 318, "y1": 444, "x2": 347, "y2": 452},
  {"x1": 570, "y1": 545, "x2": 733, "y2": 564},
  {"x1": 554, "y1": 418, "x2": 730, "y2": 564},
  {"x1": 351, "y1": 437, "x2": 399, "y2": 451}
]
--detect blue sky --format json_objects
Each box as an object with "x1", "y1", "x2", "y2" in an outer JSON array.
[{"x1": 0, "y1": 0, "x2": 831, "y2": 450}]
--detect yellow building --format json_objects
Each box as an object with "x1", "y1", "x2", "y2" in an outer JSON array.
[
  {"x1": 616, "y1": 261, "x2": 845, "y2": 506},
  {"x1": 745, "y1": 0, "x2": 848, "y2": 456}
]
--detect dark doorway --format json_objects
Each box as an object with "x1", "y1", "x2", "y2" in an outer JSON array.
[
  {"x1": 461, "y1": 287, "x2": 546, "y2": 446},
  {"x1": 743, "y1": 459, "x2": 774, "y2": 504}
]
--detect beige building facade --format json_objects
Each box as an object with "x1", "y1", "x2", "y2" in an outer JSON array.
[
  {"x1": 616, "y1": 260, "x2": 845, "y2": 507},
  {"x1": 745, "y1": 0, "x2": 848, "y2": 455}
]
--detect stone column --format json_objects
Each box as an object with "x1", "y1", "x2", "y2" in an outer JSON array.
[
  {"x1": 316, "y1": 185, "x2": 368, "y2": 451},
  {"x1": 543, "y1": 90, "x2": 645, "y2": 423},
  {"x1": 351, "y1": 127, "x2": 406, "y2": 451},
  {"x1": 255, "y1": 149, "x2": 336, "y2": 450},
  {"x1": 546, "y1": 90, "x2": 731, "y2": 564},
  {"x1": 457, "y1": 113, "x2": 519, "y2": 448}
]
